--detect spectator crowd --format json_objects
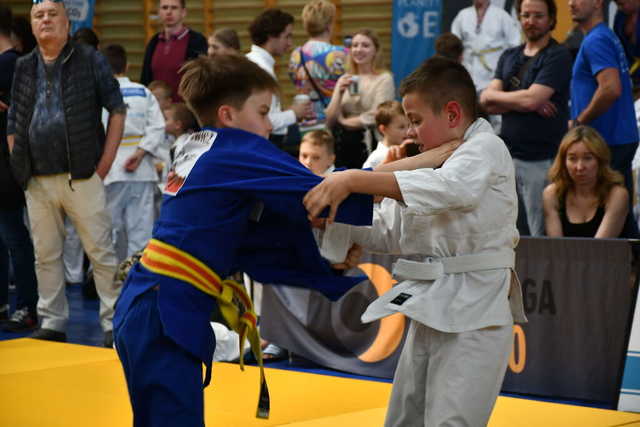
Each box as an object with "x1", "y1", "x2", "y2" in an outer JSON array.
[{"x1": 1, "y1": 0, "x2": 640, "y2": 352}]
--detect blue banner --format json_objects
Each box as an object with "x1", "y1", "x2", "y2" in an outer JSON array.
[
  {"x1": 392, "y1": 0, "x2": 442, "y2": 90},
  {"x1": 63, "y1": 0, "x2": 96, "y2": 34}
]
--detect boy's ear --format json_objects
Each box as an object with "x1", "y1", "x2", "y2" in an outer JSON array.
[
  {"x1": 378, "y1": 124, "x2": 386, "y2": 135},
  {"x1": 444, "y1": 101, "x2": 463, "y2": 129},
  {"x1": 217, "y1": 105, "x2": 235, "y2": 127}
]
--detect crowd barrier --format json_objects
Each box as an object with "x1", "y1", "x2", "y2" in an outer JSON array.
[{"x1": 260, "y1": 237, "x2": 640, "y2": 408}]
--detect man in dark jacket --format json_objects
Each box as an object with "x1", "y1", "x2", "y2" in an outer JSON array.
[
  {"x1": 7, "y1": 0, "x2": 126, "y2": 347},
  {"x1": 0, "y1": 4, "x2": 39, "y2": 333},
  {"x1": 140, "y1": 0, "x2": 207, "y2": 101}
]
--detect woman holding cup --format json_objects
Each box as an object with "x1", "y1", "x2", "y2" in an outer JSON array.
[{"x1": 325, "y1": 28, "x2": 395, "y2": 168}]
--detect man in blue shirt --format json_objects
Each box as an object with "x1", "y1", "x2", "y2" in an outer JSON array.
[{"x1": 570, "y1": 0, "x2": 639, "y2": 196}]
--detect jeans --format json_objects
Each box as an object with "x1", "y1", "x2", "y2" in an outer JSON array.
[{"x1": 0, "y1": 205, "x2": 38, "y2": 313}]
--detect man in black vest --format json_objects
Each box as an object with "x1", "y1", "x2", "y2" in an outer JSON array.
[
  {"x1": 7, "y1": 0, "x2": 125, "y2": 346},
  {"x1": 480, "y1": 0, "x2": 572, "y2": 236}
]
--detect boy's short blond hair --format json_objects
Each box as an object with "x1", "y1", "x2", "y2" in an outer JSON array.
[
  {"x1": 375, "y1": 100, "x2": 405, "y2": 128},
  {"x1": 168, "y1": 103, "x2": 197, "y2": 133},
  {"x1": 148, "y1": 80, "x2": 172, "y2": 98},
  {"x1": 302, "y1": 0, "x2": 335, "y2": 37},
  {"x1": 301, "y1": 129, "x2": 335, "y2": 155},
  {"x1": 400, "y1": 56, "x2": 478, "y2": 119},
  {"x1": 179, "y1": 55, "x2": 278, "y2": 127}
]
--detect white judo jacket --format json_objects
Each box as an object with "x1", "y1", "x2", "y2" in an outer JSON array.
[
  {"x1": 323, "y1": 119, "x2": 527, "y2": 332},
  {"x1": 102, "y1": 77, "x2": 166, "y2": 186},
  {"x1": 451, "y1": 5, "x2": 521, "y2": 92}
]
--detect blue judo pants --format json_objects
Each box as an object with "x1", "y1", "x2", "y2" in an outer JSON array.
[{"x1": 114, "y1": 289, "x2": 206, "y2": 427}]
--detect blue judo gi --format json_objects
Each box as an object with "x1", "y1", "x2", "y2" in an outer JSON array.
[{"x1": 113, "y1": 128, "x2": 372, "y2": 427}]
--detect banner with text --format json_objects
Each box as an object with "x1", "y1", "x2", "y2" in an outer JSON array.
[
  {"x1": 261, "y1": 238, "x2": 638, "y2": 405},
  {"x1": 63, "y1": 0, "x2": 95, "y2": 34},
  {"x1": 391, "y1": 0, "x2": 442, "y2": 89}
]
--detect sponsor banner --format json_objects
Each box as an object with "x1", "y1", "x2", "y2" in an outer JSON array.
[
  {"x1": 261, "y1": 238, "x2": 638, "y2": 405},
  {"x1": 391, "y1": 0, "x2": 442, "y2": 89},
  {"x1": 63, "y1": 0, "x2": 95, "y2": 34}
]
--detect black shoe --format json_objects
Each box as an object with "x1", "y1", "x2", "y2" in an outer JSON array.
[
  {"x1": 1, "y1": 307, "x2": 38, "y2": 332},
  {"x1": 30, "y1": 328, "x2": 67, "y2": 342},
  {"x1": 104, "y1": 330, "x2": 113, "y2": 348},
  {"x1": 0, "y1": 304, "x2": 8, "y2": 322}
]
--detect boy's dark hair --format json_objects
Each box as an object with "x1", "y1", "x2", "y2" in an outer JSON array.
[
  {"x1": 302, "y1": 130, "x2": 335, "y2": 155},
  {"x1": 179, "y1": 54, "x2": 278, "y2": 127},
  {"x1": 435, "y1": 32, "x2": 463, "y2": 62},
  {"x1": 0, "y1": 6, "x2": 12, "y2": 38},
  {"x1": 102, "y1": 44, "x2": 127, "y2": 75},
  {"x1": 72, "y1": 27, "x2": 100, "y2": 49},
  {"x1": 375, "y1": 100, "x2": 405, "y2": 128},
  {"x1": 168, "y1": 102, "x2": 197, "y2": 132},
  {"x1": 249, "y1": 9, "x2": 294, "y2": 46},
  {"x1": 213, "y1": 28, "x2": 241, "y2": 51},
  {"x1": 148, "y1": 80, "x2": 173, "y2": 97},
  {"x1": 516, "y1": 0, "x2": 557, "y2": 31},
  {"x1": 400, "y1": 57, "x2": 478, "y2": 120}
]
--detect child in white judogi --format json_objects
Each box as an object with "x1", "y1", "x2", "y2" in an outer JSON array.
[
  {"x1": 101, "y1": 45, "x2": 165, "y2": 262},
  {"x1": 305, "y1": 57, "x2": 527, "y2": 427}
]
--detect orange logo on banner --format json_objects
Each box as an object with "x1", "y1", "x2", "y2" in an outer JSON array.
[
  {"x1": 356, "y1": 263, "x2": 406, "y2": 363},
  {"x1": 509, "y1": 325, "x2": 527, "y2": 373}
]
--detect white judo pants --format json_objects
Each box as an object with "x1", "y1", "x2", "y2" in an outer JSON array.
[
  {"x1": 385, "y1": 321, "x2": 513, "y2": 427},
  {"x1": 25, "y1": 174, "x2": 119, "y2": 333},
  {"x1": 105, "y1": 181, "x2": 155, "y2": 264}
]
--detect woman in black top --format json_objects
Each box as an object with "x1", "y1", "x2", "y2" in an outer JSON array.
[{"x1": 543, "y1": 126, "x2": 631, "y2": 238}]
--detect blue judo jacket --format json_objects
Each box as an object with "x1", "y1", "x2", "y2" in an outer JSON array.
[{"x1": 114, "y1": 127, "x2": 373, "y2": 371}]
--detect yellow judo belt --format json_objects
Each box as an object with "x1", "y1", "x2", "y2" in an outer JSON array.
[
  {"x1": 472, "y1": 47, "x2": 502, "y2": 72},
  {"x1": 140, "y1": 238, "x2": 270, "y2": 419},
  {"x1": 120, "y1": 135, "x2": 144, "y2": 147}
]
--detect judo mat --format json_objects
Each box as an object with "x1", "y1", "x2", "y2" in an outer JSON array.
[{"x1": 1, "y1": 339, "x2": 640, "y2": 427}]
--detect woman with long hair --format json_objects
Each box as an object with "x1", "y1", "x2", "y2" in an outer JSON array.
[
  {"x1": 543, "y1": 126, "x2": 634, "y2": 237},
  {"x1": 324, "y1": 28, "x2": 395, "y2": 168}
]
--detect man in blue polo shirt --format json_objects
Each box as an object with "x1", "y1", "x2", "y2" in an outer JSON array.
[{"x1": 570, "y1": 0, "x2": 638, "y2": 196}]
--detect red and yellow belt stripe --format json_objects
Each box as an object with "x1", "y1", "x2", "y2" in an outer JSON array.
[{"x1": 140, "y1": 238, "x2": 270, "y2": 419}]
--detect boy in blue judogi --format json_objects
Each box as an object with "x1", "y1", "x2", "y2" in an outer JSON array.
[{"x1": 112, "y1": 55, "x2": 373, "y2": 427}]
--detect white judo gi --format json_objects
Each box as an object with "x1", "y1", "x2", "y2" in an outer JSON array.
[
  {"x1": 451, "y1": 5, "x2": 521, "y2": 92},
  {"x1": 322, "y1": 119, "x2": 527, "y2": 427},
  {"x1": 102, "y1": 77, "x2": 165, "y2": 262}
]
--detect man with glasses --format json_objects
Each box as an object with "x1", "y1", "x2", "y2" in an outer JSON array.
[
  {"x1": 140, "y1": 0, "x2": 207, "y2": 101},
  {"x1": 480, "y1": 0, "x2": 572, "y2": 236},
  {"x1": 7, "y1": 0, "x2": 125, "y2": 346}
]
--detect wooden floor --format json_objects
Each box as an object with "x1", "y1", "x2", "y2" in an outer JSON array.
[{"x1": 1, "y1": 338, "x2": 639, "y2": 427}]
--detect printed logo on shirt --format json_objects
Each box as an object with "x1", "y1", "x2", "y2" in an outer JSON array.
[
  {"x1": 164, "y1": 130, "x2": 218, "y2": 196},
  {"x1": 390, "y1": 293, "x2": 412, "y2": 306},
  {"x1": 121, "y1": 87, "x2": 147, "y2": 98}
]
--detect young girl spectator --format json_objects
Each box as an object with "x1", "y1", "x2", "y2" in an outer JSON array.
[
  {"x1": 207, "y1": 28, "x2": 241, "y2": 57},
  {"x1": 324, "y1": 28, "x2": 395, "y2": 168},
  {"x1": 543, "y1": 126, "x2": 637, "y2": 238}
]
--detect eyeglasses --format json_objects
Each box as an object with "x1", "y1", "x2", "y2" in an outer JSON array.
[
  {"x1": 32, "y1": 0, "x2": 64, "y2": 4},
  {"x1": 519, "y1": 13, "x2": 548, "y2": 20}
]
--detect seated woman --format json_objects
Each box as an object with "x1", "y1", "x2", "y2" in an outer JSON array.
[
  {"x1": 207, "y1": 28, "x2": 241, "y2": 57},
  {"x1": 543, "y1": 126, "x2": 635, "y2": 238},
  {"x1": 325, "y1": 28, "x2": 395, "y2": 169}
]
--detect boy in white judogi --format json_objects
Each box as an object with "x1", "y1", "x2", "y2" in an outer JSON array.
[
  {"x1": 101, "y1": 45, "x2": 165, "y2": 262},
  {"x1": 305, "y1": 57, "x2": 526, "y2": 427}
]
